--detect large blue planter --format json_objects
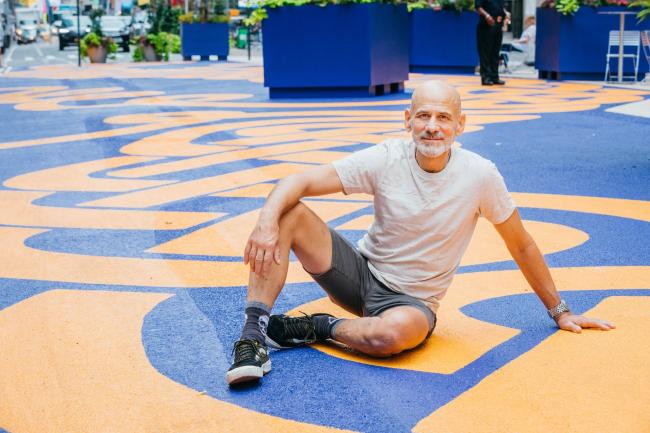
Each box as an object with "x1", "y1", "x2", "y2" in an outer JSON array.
[
  {"x1": 262, "y1": 4, "x2": 409, "y2": 98},
  {"x1": 409, "y1": 10, "x2": 478, "y2": 73},
  {"x1": 536, "y1": 6, "x2": 650, "y2": 80},
  {"x1": 181, "y1": 23, "x2": 229, "y2": 61}
]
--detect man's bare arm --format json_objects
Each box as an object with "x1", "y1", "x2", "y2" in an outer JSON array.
[
  {"x1": 494, "y1": 209, "x2": 615, "y2": 332},
  {"x1": 244, "y1": 164, "x2": 344, "y2": 275}
]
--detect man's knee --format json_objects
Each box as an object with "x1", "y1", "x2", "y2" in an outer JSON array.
[
  {"x1": 278, "y1": 202, "x2": 317, "y2": 244},
  {"x1": 279, "y1": 202, "x2": 310, "y2": 228},
  {"x1": 365, "y1": 327, "x2": 412, "y2": 357},
  {"x1": 365, "y1": 309, "x2": 430, "y2": 357}
]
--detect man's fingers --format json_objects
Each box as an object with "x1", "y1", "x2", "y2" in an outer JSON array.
[
  {"x1": 243, "y1": 241, "x2": 252, "y2": 265},
  {"x1": 603, "y1": 320, "x2": 616, "y2": 330},
  {"x1": 248, "y1": 246, "x2": 258, "y2": 271},
  {"x1": 568, "y1": 322, "x2": 582, "y2": 333},
  {"x1": 262, "y1": 250, "x2": 274, "y2": 276},
  {"x1": 577, "y1": 316, "x2": 616, "y2": 331},
  {"x1": 274, "y1": 246, "x2": 281, "y2": 265},
  {"x1": 254, "y1": 249, "x2": 265, "y2": 274},
  {"x1": 559, "y1": 318, "x2": 582, "y2": 333}
]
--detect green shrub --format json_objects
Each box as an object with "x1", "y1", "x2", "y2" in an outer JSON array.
[
  {"x1": 132, "y1": 32, "x2": 179, "y2": 61},
  {"x1": 540, "y1": 0, "x2": 631, "y2": 15},
  {"x1": 80, "y1": 31, "x2": 117, "y2": 60},
  {"x1": 408, "y1": 0, "x2": 474, "y2": 12},
  {"x1": 132, "y1": 45, "x2": 145, "y2": 62},
  {"x1": 169, "y1": 33, "x2": 181, "y2": 53},
  {"x1": 89, "y1": 8, "x2": 105, "y2": 36},
  {"x1": 629, "y1": 0, "x2": 649, "y2": 21},
  {"x1": 246, "y1": 0, "x2": 425, "y2": 25}
]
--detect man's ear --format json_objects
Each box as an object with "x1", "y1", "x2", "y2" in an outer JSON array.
[
  {"x1": 456, "y1": 113, "x2": 466, "y2": 136},
  {"x1": 404, "y1": 109, "x2": 412, "y2": 132}
]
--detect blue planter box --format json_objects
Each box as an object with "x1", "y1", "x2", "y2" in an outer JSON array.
[
  {"x1": 409, "y1": 10, "x2": 478, "y2": 73},
  {"x1": 536, "y1": 6, "x2": 650, "y2": 80},
  {"x1": 262, "y1": 4, "x2": 409, "y2": 98},
  {"x1": 181, "y1": 23, "x2": 229, "y2": 61}
]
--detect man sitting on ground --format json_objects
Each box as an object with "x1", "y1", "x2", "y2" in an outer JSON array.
[{"x1": 226, "y1": 80, "x2": 614, "y2": 386}]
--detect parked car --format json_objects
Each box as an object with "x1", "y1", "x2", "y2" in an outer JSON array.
[
  {"x1": 56, "y1": 15, "x2": 91, "y2": 50},
  {"x1": 15, "y1": 8, "x2": 39, "y2": 44},
  {"x1": 15, "y1": 18, "x2": 38, "y2": 44},
  {"x1": 100, "y1": 15, "x2": 130, "y2": 52},
  {"x1": 50, "y1": 12, "x2": 71, "y2": 35}
]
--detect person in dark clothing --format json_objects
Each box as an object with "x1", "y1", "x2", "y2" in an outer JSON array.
[{"x1": 475, "y1": 0, "x2": 510, "y2": 85}]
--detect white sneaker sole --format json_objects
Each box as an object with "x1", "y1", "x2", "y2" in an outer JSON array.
[
  {"x1": 265, "y1": 336, "x2": 286, "y2": 349},
  {"x1": 265, "y1": 335, "x2": 309, "y2": 349},
  {"x1": 226, "y1": 360, "x2": 271, "y2": 385}
]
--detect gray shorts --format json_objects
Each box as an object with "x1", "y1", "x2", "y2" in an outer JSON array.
[{"x1": 308, "y1": 228, "x2": 437, "y2": 335}]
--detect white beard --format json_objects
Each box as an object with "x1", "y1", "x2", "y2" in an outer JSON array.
[{"x1": 413, "y1": 133, "x2": 452, "y2": 158}]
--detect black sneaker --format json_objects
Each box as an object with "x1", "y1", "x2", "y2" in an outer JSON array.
[
  {"x1": 265, "y1": 313, "x2": 333, "y2": 349},
  {"x1": 226, "y1": 339, "x2": 271, "y2": 385}
]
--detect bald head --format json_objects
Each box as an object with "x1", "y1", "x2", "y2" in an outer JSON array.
[
  {"x1": 410, "y1": 80, "x2": 462, "y2": 116},
  {"x1": 404, "y1": 80, "x2": 466, "y2": 161}
]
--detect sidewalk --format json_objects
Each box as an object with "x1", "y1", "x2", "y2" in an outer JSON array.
[{"x1": 168, "y1": 42, "x2": 264, "y2": 64}]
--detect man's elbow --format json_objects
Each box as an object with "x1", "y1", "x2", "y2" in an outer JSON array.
[{"x1": 514, "y1": 234, "x2": 537, "y2": 257}]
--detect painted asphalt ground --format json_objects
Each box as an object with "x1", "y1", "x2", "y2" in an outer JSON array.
[{"x1": 0, "y1": 62, "x2": 649, "y2": 433}]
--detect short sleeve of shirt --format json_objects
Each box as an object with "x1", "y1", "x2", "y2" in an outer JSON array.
[
  {"x1": 332, "y1": 144, "x2": 388, "y2": 195},
  {"x1": 479, "y1": 163, "x2": 516, "y2": 224}
]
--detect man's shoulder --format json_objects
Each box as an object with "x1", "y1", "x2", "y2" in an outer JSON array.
[
  {"x1": 377, "y1": 137, "x2": 410, "y2": 151},
  {"x1": 334, "y1": 138, "x2": 408, "y2": 171},
  {"x1": 362, "y1": 137, "x2": 412, "y2": 162},
  {"x1": 455, "y1": 147, "x2": 496, "y2": 169}
]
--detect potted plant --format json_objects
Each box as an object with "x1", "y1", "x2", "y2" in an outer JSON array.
[
  {"x1": 132, "y1": 32, "x2": 181, "y2": 62},
  {"x1": 408, "y1": 0, "x2": 478, "y2": 73},
  {"x1": 81, "y1": 9, "x2": 118, "y2": 64},
  {"x1": 536, "y1": 0, "x2": 650, "y2": 80},
  {"x1": 179, "y1": 0, "x2": 230, "y2": 61},
  {"x1": 248, "y1": 0, "x2": 409, "y2": 98}
]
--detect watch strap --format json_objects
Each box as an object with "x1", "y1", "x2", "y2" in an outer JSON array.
[{"x1": 547, "y1": 299, "x2": 570, "y2": 320}]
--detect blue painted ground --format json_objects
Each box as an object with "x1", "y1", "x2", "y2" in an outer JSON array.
[{"x1": 1, "y1": 66, "x2": 649, "y2": 432}]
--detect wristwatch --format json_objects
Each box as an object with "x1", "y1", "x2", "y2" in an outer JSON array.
[{"x1": 547, "y1": 299, "x2": 570, "y2": 321}]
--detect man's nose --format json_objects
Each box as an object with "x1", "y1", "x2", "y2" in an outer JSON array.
[{"x1": 425, "y1": 119, "x2": 441, "y2": 131}]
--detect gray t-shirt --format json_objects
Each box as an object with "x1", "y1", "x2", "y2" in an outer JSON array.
[{"x1": 332, "y1": 138, "x2": 515, "y2": 312}]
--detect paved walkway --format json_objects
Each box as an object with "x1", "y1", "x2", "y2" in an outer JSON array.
[{"x1": 0, "y1": 62, "x2": 649, "y2": 433}]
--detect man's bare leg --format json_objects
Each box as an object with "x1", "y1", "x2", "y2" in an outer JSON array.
[
  {"x1": 227, "y1": 202, "x2": 334, "y2": 384},
  {"x1": 332, "y1": 306, "x2": 430, "y2": 357},
  {"x1": 228, "y1": 202, "x2": 431, "y2": 384},
  {"x1": 252, "y1": 204, "x2": 431, "y2": 356},
  {"x1": 245, "y1": 201, "x2": 334, "y2": 309}
]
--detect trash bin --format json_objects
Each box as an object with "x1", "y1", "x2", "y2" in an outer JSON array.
[{"x1": 236, "y1": 27, "x2": 248, "y2": 49}]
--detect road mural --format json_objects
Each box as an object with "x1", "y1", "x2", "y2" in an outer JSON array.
[{"x1": 1, "y1": 64, "x2": 649, "y2": 433}]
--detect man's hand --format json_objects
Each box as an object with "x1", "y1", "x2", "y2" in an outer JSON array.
[
  {"x1": 244, "y1": 220, "x2": 281, "y2": 276},
  {"x1": 485, "y1": 15, "x2": 495, "y2": 26},
  {"x1": 556, "y1": 313, "x2": 616, "y2": 333}
]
